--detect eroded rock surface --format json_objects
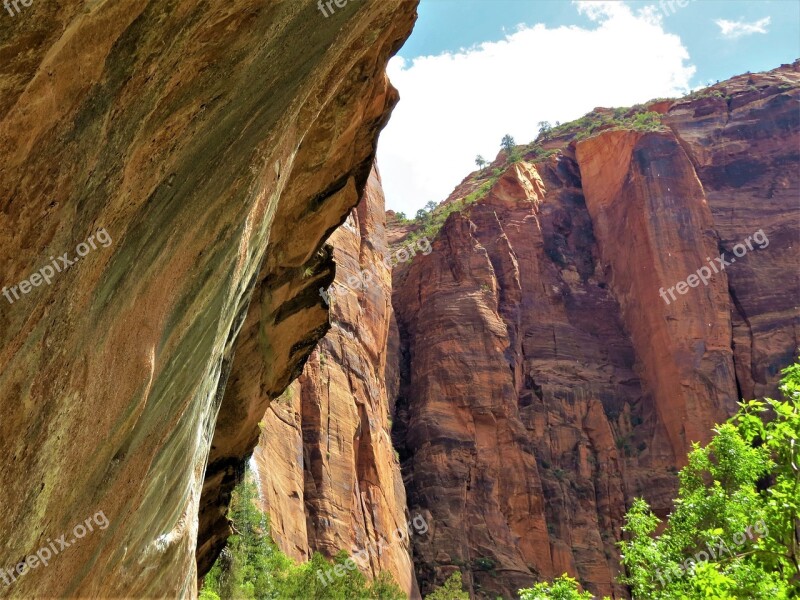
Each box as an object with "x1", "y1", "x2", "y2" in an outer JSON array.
[
  {"x1": 252, "y1": 167, "x2": 419, "y2": 597},
  {"x1": 390, "y1": 63, "x2": 799, "y2": 598},
  {"x1": 0, "y1": 1, "x2": 415, "y2": 598}
]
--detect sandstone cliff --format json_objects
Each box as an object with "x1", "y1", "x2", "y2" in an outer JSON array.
[
  {"x1": 390, "y1": 63, "x2": 799, "y2": 598},
  {"x1": 252, "y1": 166, "x2": 420, "y2": 597},
  {"x1": 0, "y1": 1, "x2": 416, "y2": 598}
]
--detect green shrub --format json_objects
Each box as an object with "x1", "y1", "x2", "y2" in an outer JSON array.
[
  {"x1": 518, "y1": 574, "x2": 596, "y2": 599},
  {"x1": 617, "y1": 360, "x2": 800, "y2": 599},
  {"x1": 500, "y1": 134, "x2": 516, "y2": 154},
  {"x1": 426, "y1": 571, "x2": 469, "y2": 600},
  {"x1": 200, "y1": 469, "x2": 405, "y2": 600},
  {"x1": 404, "y1": 176, "x2": 498, "y2": 249},
  {"x1": 524, "y1": 359, "x2": 800, "y2": 598},
  {"x1": 627, "y1": 111, "x2": 664, "y2": 132}
]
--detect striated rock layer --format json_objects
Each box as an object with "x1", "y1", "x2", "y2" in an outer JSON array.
[
  {"x1": 0, "y1": 1, "x2": 416, "y2": 598},
  {"x1": 252, "y1": 167, "x2": 419, "y2": 597},
  {"x1": 390, "y1": 64, "x2": 799, "y2": 598}
]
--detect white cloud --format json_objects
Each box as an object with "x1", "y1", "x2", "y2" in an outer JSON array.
[
  {"x1": 377, "y1": 1, "x2": 696, "y2": 215},
  {"x1": 715, "y1": 17, "x2": 771, "y2": 40}
]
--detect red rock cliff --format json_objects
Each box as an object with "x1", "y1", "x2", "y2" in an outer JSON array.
[
  {"x1": 0, "y1": 1, "x2": 416, "y2": 598},
  {"x1": 390, "y1": 63, "x2": 799, "y2": 598},
  {"x1": 252, "y1": 166, "x2": 420, "y2": 597}
]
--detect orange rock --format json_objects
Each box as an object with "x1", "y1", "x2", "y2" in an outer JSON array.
[
  {"x1": 388, "y1": 62, "x2": 799, "y2": 599},
  {"x1": 0, "y1": 1, "x2": 417, "y2": 598},
  {"x1": 252, "y1": 167, "x2": 420, "y2": 597}
]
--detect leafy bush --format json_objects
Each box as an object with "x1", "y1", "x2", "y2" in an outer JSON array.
[
  {"x1": 200, "y1": 470, "x2": 405, "y2": 600},
  {"x1": 425, "y1": 571, "x2": 469, "y2": 600},
  {"x1": 529, "y1": 106, "x2": 666, "y2": 145},
  {"x1": 500, "y1": 134, "x2": 516, "y2": 154},
  {"x1": 403, "y1": 176, "x2": 498, "y2": 248},
  {"x1": 519, "y1": 360, "x2": 800, "y2": 599},
  {"x1": 627, "y1": 111, "x2": 664, "y2": 132},
  {"x1": 617, "y1": 360, "x2": 800, "y2": 599},
  {"x1": 518, "y1": 574, "x2": 596, "y2": 599}
]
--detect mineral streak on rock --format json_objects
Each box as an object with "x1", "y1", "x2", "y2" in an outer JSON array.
[{"x1": 0, "y1": 1, "x2": 416, "y2": 598}]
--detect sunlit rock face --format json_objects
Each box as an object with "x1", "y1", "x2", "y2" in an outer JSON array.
[
  {"x1": 251, "y1": 166, "x2": 420, "y2": 598},
  {"x1": 0, "y1": 1, "x2": 416, "y2": 598},
  {"x1": 389, "y1": 63, "x2": 799, "y2": 598}
]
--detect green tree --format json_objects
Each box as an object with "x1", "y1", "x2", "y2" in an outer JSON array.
[
  {"x1": 415, "y1": 208, "x2": 428, "y2": 221},
  {"x1": 394, "y1": 212, "x2": 408, "y2": 222},
  {"x1": 518, "y1": 574, "x2": 593, "y2": 600},
  {"x1": 475, "y1": 155, "x2": 487, "y2": 170},
  {"x1": 617, "y1": 360, "x2": 800, "y2": 599},
  {"x1": 537, "y1": 121, "x2": 552, "y2": 138},
  {"x1": 200, "y1": 469, "x2": 405, "y2": 599},
  {"x1": 500, "y1": 134, "x2": 515, "y2": 155},
  {"x1": 520, "y1": 360, "x2": 799, "y2": 599},
  {"x1": 425, "y1": 571, "x2": 470, "y2": 600},
  {"x1": 424, "y1": 201, "x2": 438, "y2": 212}
]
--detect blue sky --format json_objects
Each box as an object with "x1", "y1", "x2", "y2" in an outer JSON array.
[
  {"x1": 400, "y1": 1, "x2": 800, "y2": 87},
  {"x1": 377, "y1": 0, "x2": 800, "y2": 214}
]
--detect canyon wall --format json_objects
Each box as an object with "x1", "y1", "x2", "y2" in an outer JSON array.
[
  {"x1": 0, "y1": 1, "x2": 416, "y2": 598},
  {"x1": 252, "y1": 167, "x2": 419, "y2": 597},
  {"x1": 390, "y1": 63, "x2": 799, "y2": 598}
]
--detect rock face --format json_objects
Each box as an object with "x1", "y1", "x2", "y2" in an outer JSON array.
[
  {"x1": 390, "y1": 63, "x2": 799, "y2": 598},
  {"x1": 0, "y1": 1, "x2": 415, "y2": 598},
  {"x1": 251, "y1": 166, "x2": 419, "y2": 597}
]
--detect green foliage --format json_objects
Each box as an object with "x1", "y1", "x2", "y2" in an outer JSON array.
[
  {"x1": 500, "y1": 134, "x2": 516, "y2": 154},
  {"x1": 425, "y1": 571, "x2": 469, "y2": 600},
  {"x1": 518, "y1": 574, "x2": 593, "y2": 600},
  {"x1": 474, "y1": 556, "x2": 496, "y2": 571},
  {"x1": 198, "y1": 588, "x2": 221, "y2": 600},
  {"x1": 687, "y1": 88, "x2": 727, "y2": 101},
  {"x1": 200, "y1": 470, "x2": 405, "y2": 600},
  {"x1": 526, "y1": 147, "x2": 559, "y2": 162},
  {"x1": 627, "y1": 111, "x2": 663, "y2": 132},
  {"x1": 475, "y1": 154, "x2": 487, "y2": 170},
  {"x1": 537, "y1": 121, "x2": 552, "y2": 138},
  {"x1": 275, "y1": 387, "x2": 293, "y2": 404},
  {"x1": 533, "y1": 107, "x2": 666, "y2": 145},
  {"x1": 616, "y1": 359, "x2": 800, "y2": 599},
  {"x1": 521, "y1": 360, "x2": 799, "y2": 599},
  {"x1": 403, "y1": 176, "x2": 498, "y2": 248},
  {"x1": 394, "y1": 212, "x2": 408, "y2": 222}
]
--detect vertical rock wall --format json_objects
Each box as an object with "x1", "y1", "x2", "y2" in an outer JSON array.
[
  {"x1": 391, "y1": 63, "x2": 799, "y2": 599},
  {"x1": 0, "y1": 1, "x2": 416, "y2": 598},
  {"x1": 252, "y1": 167, "x2": 420, "y2": 597}
]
